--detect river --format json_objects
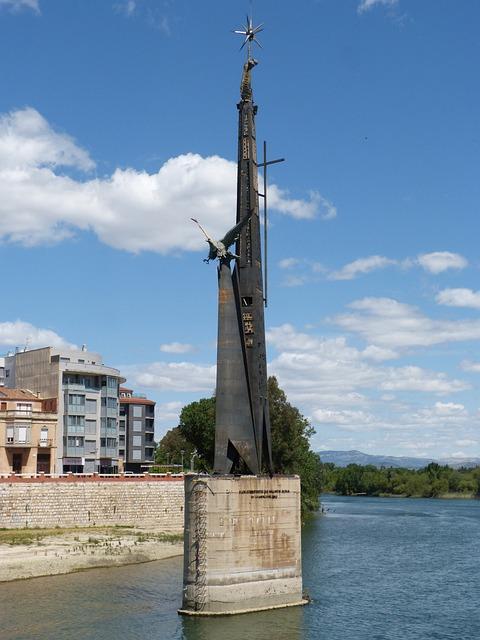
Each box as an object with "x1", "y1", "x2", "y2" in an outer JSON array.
[{"x1": 1, "y1": 495, "x2": 479, "y2": 640}]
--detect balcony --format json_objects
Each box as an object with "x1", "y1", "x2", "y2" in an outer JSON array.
[
  {"x1": 66, "y1": 446, "x2": 85, "y2": 456},
  {"x1": 5, "y1": 439, "x2": 31, "y2": 447},
  {"x1": 4, "y1": 410, "x2": 32, "y2": 418},
  {"x1": 67, "y1": 405, "x2": 86, "y2": 415},
  {"x1": 38, "y1": 439, "x2": 53, "y2": 448},
  {"x1": 100, "y1": 448, "x2": 118, "y2": 458}
]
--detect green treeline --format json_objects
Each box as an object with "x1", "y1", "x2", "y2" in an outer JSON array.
[{"x1": 320, "y1": 462, "x2": 480, "y2": 498}]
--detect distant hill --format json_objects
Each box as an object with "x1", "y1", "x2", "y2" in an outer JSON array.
[{"x1": 318, "y1": 450, "x2": 480, "y2": 470}]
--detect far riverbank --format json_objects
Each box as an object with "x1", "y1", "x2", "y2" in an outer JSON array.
[
  {"x1": 322, "y1": 491, "x2": 477, "y2": 502},
  {"x1": 0, "y1": 526, "x2": 183, "y2": 583}
]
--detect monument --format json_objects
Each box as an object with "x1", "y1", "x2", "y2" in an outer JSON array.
[{"x1": 179, "y1": 16, "x2": 306, "y2": 616}]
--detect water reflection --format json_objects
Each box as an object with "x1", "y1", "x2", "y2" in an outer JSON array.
[{"x1": 180, "y1": 606, "x2": 306, "y2": 640}]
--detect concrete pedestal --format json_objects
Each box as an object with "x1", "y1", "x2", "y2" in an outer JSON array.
[{"x1": 178, "y1": 474, "x2": 307, "y2": 616}]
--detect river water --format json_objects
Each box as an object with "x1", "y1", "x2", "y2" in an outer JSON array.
[{"x1": 1, "y1": 495, "x2": 479, "y2": 640}]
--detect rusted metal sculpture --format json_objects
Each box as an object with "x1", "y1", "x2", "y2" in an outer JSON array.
[{"x1": 192, "y1": 18, "x2": 283, "y2": 475}]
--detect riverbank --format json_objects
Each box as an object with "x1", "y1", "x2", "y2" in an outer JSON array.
[
  {"x1": 322, "y1": 491, "x2": 476, "y2": 500},
  {"x1": 0, "y1": 526, "x2": 183, "y2": 583}
]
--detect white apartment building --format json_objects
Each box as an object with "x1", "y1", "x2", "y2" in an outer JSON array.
[{"x1": 4, "y1": 347, "x2": 125, "y2": 473}]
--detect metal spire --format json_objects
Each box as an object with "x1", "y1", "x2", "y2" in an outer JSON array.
[{"x1": 233, "y1": 14, "x2": 264, "y2": 58}]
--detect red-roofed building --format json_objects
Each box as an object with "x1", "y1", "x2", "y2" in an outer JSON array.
[{"x1": 119, "y1": 387, "x2": 156, "y2": 472}]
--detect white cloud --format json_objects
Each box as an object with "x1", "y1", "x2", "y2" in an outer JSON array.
[
  {"x1": 361, "y1": 345, "x2": 399, "y2": 361},
  {"x1": 455, "y1": 439, "x2": 477, "y2": 447},
  {"x1": 334, "y1": 297, "x2": 480, "y2": 350},
  {"x1": 436, "y1": 288, "x2": 480, "y2": 310},
  {"x1": 268, "y1": 187, "x2": 334, "y2": 220},
  {"x1": 120, "y1": 361, "x2": 215, "y2": 393},
  {"x1": 0, "y1": 0, "x2": 39, "y2": 13},
  {"x1": 329, "y1": 255, "x2": 396, "y2": 281},
  {"x1": 0, "y1": 108, "x2": 93, "y2": 171},
  {"x1": 0, "y1": 320, "x2": 75, "y2": 350},
  {"x1": 313, "y1": 409, "x2": 377, "y2": 430},
  {"x1": 160, "y1": 342, "x2": 194, "y2": 354},
  {"x1": 282, "y1": 275, "x2": 307, "y2": 288},
  {"x1": 267, "y1": 324, "x2": 468, "y2": 399},
  {"x1": 460, "y1": 361, "x2": 480, "y2": 373},
  {"x1": 278, "y1": 258, "x2": 299, "y2": 270},
  {"x1": 432, "y1": 402, "x2": 465, "y2": 415},
  {"x1": 155, "y1": 400, "x2": 183, "y2": 426},
  {"x1": 358, "y1": 0, "x2": 398, "y2": 13},
  {"x1": 0, "y1": 108, "x2": 326, "y2": 253},
  {"x1": 114, "y1": 1, "x2": 136, "y2": 17},
  {"x1": 417, "y1": 251, "x2": 467, "y2": 274}
]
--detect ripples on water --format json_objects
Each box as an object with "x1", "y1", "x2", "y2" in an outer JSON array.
[{"x1": 1, "y1": 496, "x2": 479, "y2": 640}]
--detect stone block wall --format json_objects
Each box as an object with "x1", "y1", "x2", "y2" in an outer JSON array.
[{"x1": 0, "y1": 475, "x2": 184, "y2": 530}]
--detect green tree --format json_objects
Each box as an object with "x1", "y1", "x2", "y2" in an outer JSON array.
[
  {"x1": 155, "y1": 426, "x2": 194, "y2": 469},
  {"x1": 178, "y1": 396, "x2": 216, "y2": 471},
  {"x1": 166, "y1": 377, "x2": 322, "y2": 518}
]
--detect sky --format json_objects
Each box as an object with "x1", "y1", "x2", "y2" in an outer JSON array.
[{"x1": 1, "y1": 0, "x2": 480, "y2": 460}]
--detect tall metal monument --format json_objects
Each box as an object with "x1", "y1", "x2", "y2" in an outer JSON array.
[
  {"x1": 193, "y1": 16, "x2": 283, "y2": 475},
  {"x1": 181, "y1": 17, "x2": 304, "y2": 615}
]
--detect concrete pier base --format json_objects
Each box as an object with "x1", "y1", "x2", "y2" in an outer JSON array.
[{"x1": 179, "y1": 474, "x2": 306, "y2": 616}]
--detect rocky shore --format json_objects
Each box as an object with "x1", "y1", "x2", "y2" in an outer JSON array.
[{"x1": 0, "y1": 526, "x2": 183, "y2": 582}]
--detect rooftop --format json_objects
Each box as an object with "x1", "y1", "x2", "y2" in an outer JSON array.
[{"x1": 0, "y1": 388, "x2": 41, "y2": 401}]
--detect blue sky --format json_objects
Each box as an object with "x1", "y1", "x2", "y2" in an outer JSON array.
[{"x1": 1, "y1": 0, "x2": 480, "y2": 459}]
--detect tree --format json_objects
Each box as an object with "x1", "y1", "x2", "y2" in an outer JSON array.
[
  {"x1": 155, "y1": 426, "x2": 194, "y2": 468},
  {"x1": 160, "y1": 377, "x2": 322, "y2": 518},
  {"x1": 178, "y1": 396, "x2": 216, "y2": 471},
  {"x1": 268, "y1": 377, "x2": 323, "y2": 515}
]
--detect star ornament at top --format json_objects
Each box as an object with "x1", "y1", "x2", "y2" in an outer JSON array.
[{"x1": 233, "y1": 15, "x2": 264, "y2": 52}]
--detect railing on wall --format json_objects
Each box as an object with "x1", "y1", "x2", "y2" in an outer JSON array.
[{"x1": 0, "y1": 472, "x2": 185, "y2": 481}]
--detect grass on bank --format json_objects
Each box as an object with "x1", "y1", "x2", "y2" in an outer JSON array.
[{"x1": 0, "y1": 526, "x2": 183, "y2": 547}]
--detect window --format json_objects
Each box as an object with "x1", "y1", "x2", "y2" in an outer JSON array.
[
  {"x1": 85, "y1": 399, "x2": 97, "y2": 414},
  {"x1": 133, "y1": 435, "x2": 142, "y2": 447},
  {"x1": 107, "y1": 418, "x2": 117, "y2": 430},
  {"x1": 133, "y1": 405, "x2": 143, "y2": 418},
  {"x1": 133, "y1": 420, "x2": 142, "y2": 432},
  {"x1": 85, "y1": 440, "x2": 96, "y2": 455},
  {"x1": 40, "y1": 428, "x2": 48, "y2": 442},
  {"x1": 60, "y1": 357, "x2": 70, "y2": 362},
  {"x1": 67, "y1": 436, "x2": 84, "y2": 447},
  {"x1": 69, "y1": 394, "x2": 85, "y2": 406},
  {"x1": 16, "y1": 403, "x2": 32, "y2": 413},
  {"x1": 85, "y1": 420, "x2": 96, "y2": 435},
  {"x1": 68, "y1": 415, "x2": 84, "y2": 426},
  {"x1": 107, "y1": 397, "x2": 117, "y2": 409},
  {"x1": 132, "y1": 449, "x2": 141, "y2": 460},
  {"x1": 107, "y1": 377, "x2": 117, "y2": 390},
  {"x1": 6, "y1": 426, "x2": 14, "y2": 444}
]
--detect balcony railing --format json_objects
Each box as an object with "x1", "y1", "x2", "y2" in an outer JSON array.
[
  {"x1": 38, "y1": 439, "x2": 53, "y2": 448},
  {"x1": 4, "y1": 410, "x2": 32, "y2": 417},
  {"x1": 5, "y1": 439, "x2": 31, "y2": 447}
]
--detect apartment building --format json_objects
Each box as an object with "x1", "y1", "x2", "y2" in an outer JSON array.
[
  {"x1": 4, "y1": 347, "x2": 125, "y2": 473},
  {"x1": 0, "y1": 388, "x2": 57, "y2": 474},
  {"x1": 119, "y1": 387, "x2": 156, "y2": 472}
]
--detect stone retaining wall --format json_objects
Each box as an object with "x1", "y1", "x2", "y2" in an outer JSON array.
[{"x1": 0, "y1": 475, "x2": 184, "y2": 530}]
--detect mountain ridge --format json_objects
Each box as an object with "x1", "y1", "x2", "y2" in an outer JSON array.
[{"x1": 318, "y1": 449, "x2": 480, "y2": 470}]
